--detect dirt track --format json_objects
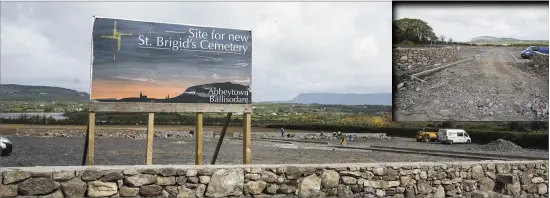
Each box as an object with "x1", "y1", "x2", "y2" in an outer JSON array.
[{"x1": 395, "y1": 47, "x2": 549, "y2": 121}]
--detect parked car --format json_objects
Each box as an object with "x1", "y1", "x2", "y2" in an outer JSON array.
[
  {"x1": 521, "y1": 46, "x2": 549, "y2": 59},
  {"x1": 0, "y1": 137, "x2": 13, "y2": 156},
  {"x1": 437, "y1": 129, "x2": 471, "y2": 144}
]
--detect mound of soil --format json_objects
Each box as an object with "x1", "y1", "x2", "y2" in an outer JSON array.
[{"x1": 479, "y1": 139, "x2": 522, "y2": 152}]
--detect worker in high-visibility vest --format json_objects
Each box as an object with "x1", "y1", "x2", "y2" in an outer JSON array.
[{"x1": 340, "y1": 134, "x2": 347, "y2": 145}]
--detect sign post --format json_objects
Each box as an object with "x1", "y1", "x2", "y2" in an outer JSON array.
[
  {"x1": 81, "y1": 125, "x2": 89, "y2": 166},
  {"x1": 195, "y1": 112, "x2": 204, "y2": 165},
  {"x1": 243, "y1": 113, "x2": 252, "y2": 164},
  {"x1": 146, "y1": 113, "x2": 155, "y2": 165},
  {"x1": 87, "y1": 112, "x2": 95, "y2": 166},
  {"x1": 211, "y1": 113, "x2": 232, "y2": 165},
  {"x1": 87, "y1": 16, "x2": 253, "y2": 166}
]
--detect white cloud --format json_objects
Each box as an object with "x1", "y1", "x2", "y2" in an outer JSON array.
[
  {"x1": 1, "y1": 2, "x2": 392, "y2": 101},
  {"x1": 395, "y1": 3, "x2": 549, "y2": 42},
  {"x1": 1, "y1": 18, "x2": 90, "y2": 91}
]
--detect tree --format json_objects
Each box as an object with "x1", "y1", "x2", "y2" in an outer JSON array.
[
  {"x1": 393, "y1": 18, "x2": 437, "y2": 44},
  {"x1": 448, "y1": 37, "x2": 453, "y2": 44},
  {"x1": 508, "y1": 122, "x2": 529, "y2": 131},
  {"x1": 440, "y1": 121, "x2": 454, "y2": 128},
  {"x1": 531, "y1": 121, "x2": 548, "y2": 131},
  {"x1": 439, "y1": 35, "x2": 446, "y2": 43}
]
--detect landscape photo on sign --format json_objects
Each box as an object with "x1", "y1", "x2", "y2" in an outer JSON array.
[{"x1": 91, "y1": 17, "x2": 252, "y2": 104}]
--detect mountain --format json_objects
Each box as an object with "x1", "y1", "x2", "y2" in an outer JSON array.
[
  {"x1": 470, "y1": 36, "x2": 520, "y2": 43},
  {"x1": 272, "y1": 93, "x2": 392, "y2": 105},
  {"x1": 0, "y1": 84, "x2": 89, "y2": 101},
  {"x1": 2, "y1": 84, "x2": 391, "y2": 105},
  {"x1": 166, "y1": 82, "x2": 251, "y2": 104},
  {"x1": 469, "y1": 36, "x2": 549, "y2": 45}
]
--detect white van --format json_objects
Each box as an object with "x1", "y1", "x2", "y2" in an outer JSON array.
[{"x1": 437, "y1": 129, "x2": 471, "y2": 144}]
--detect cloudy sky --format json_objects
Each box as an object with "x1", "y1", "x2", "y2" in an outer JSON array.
[
  {"x1": 395, "y1": 3, "x2": 549, "y2": 42},
  {"x1": 0, "y1": 2, "x2": 392, "y2": 102}
]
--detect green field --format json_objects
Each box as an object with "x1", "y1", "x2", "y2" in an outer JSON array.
[
  {"x1": 2, "y1": 101, "x2": 547, "y2": 133},
  {"x1": 0, "y1": 101, "x2": 85, "y2": 112},
  {"x1": 1, "y1": 102, "x2": 393, "y2": 128},
  {"x1": 2, "y1": 100, "x2": 548, "y2": 149}
]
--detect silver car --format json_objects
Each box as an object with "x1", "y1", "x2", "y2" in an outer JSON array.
[{"x1": 0, "y1": 137, "x2": 13, "y2": 156}]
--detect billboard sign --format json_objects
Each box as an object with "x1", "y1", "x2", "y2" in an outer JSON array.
[{"x1": 91, "y1": 17, "x2": 252, "y2": 105}]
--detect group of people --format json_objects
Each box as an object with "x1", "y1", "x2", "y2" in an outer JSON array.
[
  {"x1": 280, "y1": 128, "x2": 344, "y2": 138},
  {"x1": 279, "y1": 128, "x2": 295, "y2": 138},
  {"x1": 280, "y1": 128, "x2": 348, "y2": 144}
]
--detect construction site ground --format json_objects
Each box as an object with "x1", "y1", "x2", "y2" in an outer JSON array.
[
  {"x1": 1, "y1": 135, "x2": 547, "y2": 167},
  {"x1": 395, "y1": 46, "x2": 549, "y2": 121}
]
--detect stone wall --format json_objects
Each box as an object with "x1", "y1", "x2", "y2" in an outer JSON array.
[
  {"x1": 0, "y1": 161, "x2": 548, "y2": 197},
  {"x1": 533, "y1": 52, "x2": 549, "y2": 70},
  {"x1": 393, "y1": 46, "x2": 459, "y2": 79},
  {"x1": 14, "y1": 128, "x2": 388, "y2": 141}
]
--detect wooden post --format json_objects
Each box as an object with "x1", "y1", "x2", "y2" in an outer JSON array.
[
  {"x1": 195, "y1": 112, "x2": 204, "y2": 165},
  {"x1": 243, "y1": 113, "x2": 251, "y2": 164},
  {"x1": 211, "y1": 113, "x2": 232, "y2": 165},
  {"x1": 146, "y1": 113, "x2": 155, "y2": 165},
  {"x1": 88, "y1": 112, "x2": 96, "y2": 166},
  {"x1": 82, "y1": 125, "x2": 89, "y2": 166}
]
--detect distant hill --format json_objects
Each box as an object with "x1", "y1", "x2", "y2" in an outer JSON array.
[
  {"x1": 470, "y1": 36, "x2": 519, "y2": 43},
  {"x1": 166, "y1": 82, "x2": 251, "y2": 103},
  {"x1": 0, "y1": 84, "x2": 89, "y2": 101},
  {"x1": 470, "y1": 36, "x2": 548, "y2": 45},
  {"x1": 267, "y1": 93, "x2": 392, "y2": 105},
  {"x1": 2, "y1": 84, "x2": 391, "y2": 105}
]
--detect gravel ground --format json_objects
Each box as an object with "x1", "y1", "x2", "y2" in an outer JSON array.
[
  {"x1": 346, "y1": 137, "x2": 548, "y2": 159},
  {"x1": 477, "y1": 139, "x2": 522, "y2": 152},
  {"x1": 395, "y1": 47, "x2": 549, "y2": 121},
  {"x1": 457, "y1": 46, "x2": 488, "y2": 59},
  {"x1": 0, "y1": 136, "x2": 475, "y2": 167}
]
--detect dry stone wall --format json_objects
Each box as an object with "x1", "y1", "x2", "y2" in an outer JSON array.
[
  {"x1": 14, "y1": 128, "x2": 215, "y2": 139},
  {"x1": 533, "y1": 52, "x2": 549, "y2": 70},
  {"x1": 14, "y1": 128, "x2": 388, "y2": 141},
  {"x1": 393, "y1": 46, "x2": 459, "y2": 80},
  {"x1": 0, "y1": 161, "x2": 547, "y2": 198},
  {"x1": 526, "y1": 52, "x2": 550, "y2": 79}
]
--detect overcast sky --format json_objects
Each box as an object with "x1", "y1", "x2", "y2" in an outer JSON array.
[
  {"x1": 395, "y1": 3, "x2": 549, "y2": 42},
  {"x1": 0, "y1": 2, "x2": 392, "y2": 102}
]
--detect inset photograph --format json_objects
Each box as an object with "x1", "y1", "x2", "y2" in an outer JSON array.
[{"x1": 393, "y1": 2, "x2": 549, "y2": 121}]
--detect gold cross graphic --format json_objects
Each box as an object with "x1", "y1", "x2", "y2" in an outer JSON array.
[{"x1": 101, "y1": 20, "x2": 132, "y2": 51}]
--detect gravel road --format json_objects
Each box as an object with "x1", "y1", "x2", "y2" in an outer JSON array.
[
  {"x1": 395, "y1": 47, "x2": 549, "y2": 121},
  {"x1": 346, "y1": 137, "x2": 548, "y2": 159},
  {"x1": 457, "y1": 46, "x2": 487, "y2": 59},
  {"x1": 1, "y1": 136, "x2": 476, "y2": 167}
]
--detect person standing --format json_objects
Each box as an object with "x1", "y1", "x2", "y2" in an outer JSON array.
[
  {"x1": 281, "y1": 127, "x2": 285, "y2": 138},
  {"x1": 340, "y1": 134, "x2": 347, "y2": 145}
]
